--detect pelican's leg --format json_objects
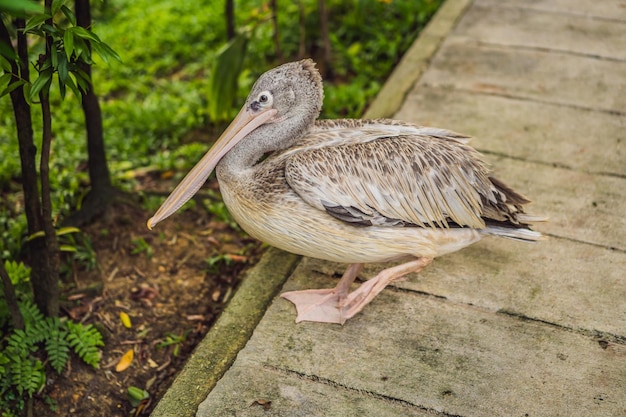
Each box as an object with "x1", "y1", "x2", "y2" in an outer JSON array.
[
  {"x1": 339, "y1": 257, "x2": 433, "y2": 321},
  {"x1": 281, "y1": 263, "x2": 364, "y2": 324},
  {"x1": 281, "y1": 258, "x2": 433, "y2": 324}
]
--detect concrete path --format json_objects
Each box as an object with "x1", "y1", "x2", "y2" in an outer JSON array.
[{"x1": 152, "y1": 1, "x2": 626, "y2": 416}]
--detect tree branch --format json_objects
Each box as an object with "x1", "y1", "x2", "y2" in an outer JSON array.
[
  {"x1": 36, "y1": 0, "x2": 60, "y2": 317},
  {"x1": 2, "y1": 18, "x2": 53, "y2": 316}
]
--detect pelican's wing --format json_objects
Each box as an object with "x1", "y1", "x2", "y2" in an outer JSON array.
[{"x1": 286, "y1": 131, "x2": 499, "y2": 229}]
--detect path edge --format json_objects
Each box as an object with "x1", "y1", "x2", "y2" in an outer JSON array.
[{"x1": 364, "y1": 0, "x2": 472, "y2": 119}]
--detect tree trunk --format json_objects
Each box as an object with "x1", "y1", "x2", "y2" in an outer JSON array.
[
  {"x1": 270, "y1": 0, "x2": 282, "y2": 61},
  {"x1": 298, "y1": 1, "x2": 306, "y2": 59},
  {"x1": 76, "y1": 0, "x2": 112, "y2": 195},
  {"x1": 0, "y1": 19, "x2": 40, "y2": 233},
  {"x1": 63, "y1": 0, "x2": 115, "y2": 227},
  {"x1": 225, "y1": 0, "x2": 235, "y2": 40},
  {"x1": 317, "y1": 0, "x2": 332, "y2": 77},
  {"x1": 0, "y1": 18, "x2": 52, "y2": 315}
]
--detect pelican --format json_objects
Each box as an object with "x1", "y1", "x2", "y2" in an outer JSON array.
[{"x1": 147, "y1": 59, "x2": 544, "y2": 324}]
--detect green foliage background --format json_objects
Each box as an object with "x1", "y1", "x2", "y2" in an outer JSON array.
[{"x1": 0, "y1": 0, "x2": 441, "y2": 258}]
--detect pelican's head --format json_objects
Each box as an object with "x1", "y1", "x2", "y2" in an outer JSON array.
[
  {"x1": 247, "y1": 59, "x2": 323, "y2": 128},
  {"x1": 147, "y1": 59, "x2": 324, "y2": 229}
]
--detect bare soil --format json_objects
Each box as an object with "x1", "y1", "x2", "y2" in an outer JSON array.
[{"x1": 32, "y1": 177, "x2": 263, "y2": 416}]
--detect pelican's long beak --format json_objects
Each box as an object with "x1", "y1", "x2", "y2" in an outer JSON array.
[{"x1": 147, "y1": 106, "x2": 278, "y2": 229}]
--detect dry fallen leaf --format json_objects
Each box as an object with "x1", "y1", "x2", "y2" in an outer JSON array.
[
  {"x1": 115, "y1": 349, "x2": 134, "y2": 372},
  {"x1": 250, "y1": 399, "x2": 272, "y2": 411},
  {"x1": 120, "y1": 311, "x2": 132, "y2": 328}
]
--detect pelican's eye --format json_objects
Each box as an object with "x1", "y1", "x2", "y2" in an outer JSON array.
[
  {"x1": 251, "y1": 90, "x2": 273, "y2": 112},
  {"x1": 257, "y1": 91, "x2": 272, "y2": 106}
]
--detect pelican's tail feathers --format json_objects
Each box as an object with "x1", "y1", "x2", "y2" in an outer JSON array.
[
  {"x1": 483, "y1": 225, "x2": 545, "y2": 242},
  {"x1": 516, "y1": 213, "x2": 549, "y2": 223}
]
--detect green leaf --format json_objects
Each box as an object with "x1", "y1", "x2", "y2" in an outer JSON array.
[
  {"x1": 58, "y1": 75, "x2": 66, "y2": 99},
  {"x1": 66, "y1": 322, "x2": 104, "y2": 368},
  {"x1": 41, "y1": 23, "x2": 58, "y2": 37},
  {"x1": 51, "y1": 0, "x2": 65, "y2": 15},
  {"x1": 60, "y1": 4, "x2": 76, "y2": 26},
  {"x1": 26, "y1": 230, "x2": 45, "y2": 241},
  {"x1": 64, "y1": 72, "x2": 81, "y2": 98},
  {"x1": 0, "y1": 0, "x2": 42, "y2": 15},
  {"x1": 63, "y1": 28, "x2": 74, "y2": 60},
  {"x1": 0, "y1": 53, "x2": 12, "y2": 72},
  {"x1": 72, "y1": 36, "x2": 89, "y2": 60},
  {"x1": 0, "y1": 72, "x2": 10, "y2": 90},
  {"x1": 40, "y1": 317, "x2": 70, "y2": 374},
  {"x1": 46, "y1": 333, "x2": 70, "y2": 374},
  {"x1": 5, "y1": 261, "x2": 31, "y2": 285},
  {"x1": 23, "y1": 13, "x2": 51, "y2": 33},
  {"x1": 57, "y1": 51, "x2": 68, "y2": 83},
  {"x1": 29, "y1": 67, "x2": 53, "y2": 100},
  {"x1": 50, "y1": 43, "x2": 59, "y2": 69},
  {"x1": 59, "y1": 244, "x2": 77, "y2": 252},
  {"x1": 103, "y1": 42, "x2": 122, "y2": 63},
  {"x1": 57, "y1": 226, "x2": 81, "y2": 236},
  {"x1": 91, "y1": 40, "x2": 122, "y2": 64},
  {"x1": 39, "y1": 55, "x2": 53, "y2": 71},
  {"x1": 127, "y1": 386, "x2": 149, "y2": 407},
  {"x1": 0, "y1": 79, "x2": 26, "y2": 98},
  {"x1": 22, "y1": 82, "x2": 33, "y2": 105},
  {"x1": 89, "y1": 40, "x2": 108, "y2": 64},
  {"x1": 208, "y1": 34, "x2": 248, "y2": 122},
  {"x1": 73, "y1": 68, "x2": 91, "y2": 91},
  {"x1": 10, "y1": 355, "x2": 45, "y2": 397},
  {"x1": 72, "y1": 71, "x2": 89, "y2": 93},
  {"x1": 72, "y1": 26, "x2": 101, "y2": 43}
]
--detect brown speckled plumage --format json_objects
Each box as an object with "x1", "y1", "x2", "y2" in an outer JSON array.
[{"x1": 148, "y1": 59, "x2": 544, "y2": 324}]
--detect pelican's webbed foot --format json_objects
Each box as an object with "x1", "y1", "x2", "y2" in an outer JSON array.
[{"x1": 281, "y1": 258, "x2": 433, "y2": 324}]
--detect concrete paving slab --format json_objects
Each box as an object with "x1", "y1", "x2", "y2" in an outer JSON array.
[
  {"x1": 493, "y1": 0, "x2": 626, "y2": 20},
  {"x1": 457, "y1": 1, "x2": 626, "y2": 59},
  {"x1": 420, "y1": 39, "x2": 626, "y2": 113},
  {"x1": 198, "y1": 261, "x2": 626, "y2": 417},
  {"x1": 197, "y1": 361, "x2": 437, "y2": 417},
  {"x1": 395, "y1": 87, "x2": 626, "y2": 176},
  {"x1": 487, "y1": 156, "x2": 625, "y2": 251}
]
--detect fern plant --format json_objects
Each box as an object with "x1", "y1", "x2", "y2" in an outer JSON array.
[
  {"x1": 65, "y1": 321, "x2": 103, "y2": 368},
  {"x1": 0, "y1": 300, "x2": 104, "y2": 414}
]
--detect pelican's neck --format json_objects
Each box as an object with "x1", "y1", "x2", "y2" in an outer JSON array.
[{"x1": 216, "y1": 115, "x2": 313, "y2": 182}]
